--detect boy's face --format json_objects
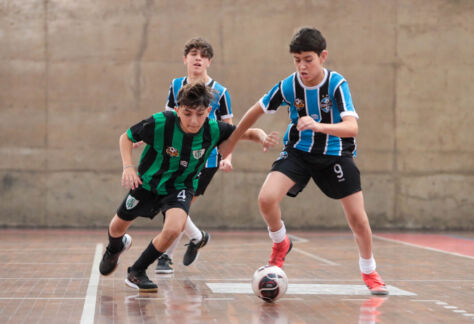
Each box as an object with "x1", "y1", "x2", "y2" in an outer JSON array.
[
  {"x1": 292, "y1": 50, "x2": 328, "y2": 86},
  {"x1": 184, "y1": 48, "x2": 211, "y2": 75},
  {"x1": 176, "y1": 105, "x2": 211, "y2": 134}
]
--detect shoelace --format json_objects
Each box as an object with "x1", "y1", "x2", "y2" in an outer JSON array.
[
  {"x1": 366, "y1": 274, "x2": 385, "y2": 287},
  {"x1": 185, "y1": 240, "x2": 200, "y2": 248},
  {"x1": 269, "y1": 241, "x2": 288, "y2": 262},
  {"x1": 161, "y1": 255, "x2": 173, "y2": 264}
]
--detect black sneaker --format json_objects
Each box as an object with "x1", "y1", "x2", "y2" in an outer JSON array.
[
  {"x1": 155, "y1": 254, "x2": 174, "y2": 274},
  {"x1": 125, "y1": 267, "x2": 158, "y2": 292},
  {"x1": 99, "y1": 234, "x2": 132, "y2": 276},
  {"x1": 183, "y1": 230, "x2": 210, "y2": 266}
]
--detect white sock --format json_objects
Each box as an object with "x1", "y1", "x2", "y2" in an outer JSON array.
[
  {"x1": 165, "y1": 232, "x2": 183, "y2": 259},
  {"x1": 359, "y1": 255, "x2": 376, "y2": 274},
  {"x1": 184, "y1": 216, "x2": 202, "y2": 242},
  {"x1": 268, "y1": 221, "x2": 286, "y2": 243}
]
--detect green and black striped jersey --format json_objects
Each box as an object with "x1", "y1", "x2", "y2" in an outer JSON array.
[{"x1": 126, "y1": 110, "x2": 235, "y2": 195}]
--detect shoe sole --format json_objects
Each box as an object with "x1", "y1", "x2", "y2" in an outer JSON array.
[
  {"x1": 125, "y1": 278, "x2": 158, "y2": 292},
  {"x1": 155, "y1": 269, "x2": 174, "y2": 274},
  {"x1": 100, "y1": 234, "x2": 133, "y2": 276},
  {"x1": 184, "y1": 233, "x2": 210, "y2": 267},
  {"x1": 370, "y1": 288, "x2": 389, "y2": 296},
  {"x1": 287, "y1": 239, "x2": 293, "y2": 255}
]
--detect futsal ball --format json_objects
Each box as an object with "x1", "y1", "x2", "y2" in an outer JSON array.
[{"x1": 252, "y1": 265, "x2": 288, "y2": 302}]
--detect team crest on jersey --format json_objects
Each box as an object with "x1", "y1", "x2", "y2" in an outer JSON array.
[
  {"x1": 320, "y1": 95, "x2": 332, "y2": 113},
  {"x1": 166, "y1": 146, "x2": 179, "y2": 157},
  {"x1": 125, "y1": 195, "x2": 139, "y2": 210},
  {"x1": 180, "y1": 160, "x2": 188, "y2": 168},
  {"x1": 193, "y1": 149, "x2": 205, "y2": 159},
  {"x1": 294, "y1": 98, "x2": 305, "y2": 111}
]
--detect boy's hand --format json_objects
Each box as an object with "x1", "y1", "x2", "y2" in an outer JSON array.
[
  {"x1": 121, "y1": 166, "x2": 142, "y2": 190},
  {"x1": 297, "y1": 116, "x2": 322, "y2": 132},
  {"x1": 263, "y1": 131, "x2": 280, "y2": 152},
  {"x1": 219, "y1": 159, "x2": 233, "y2": 172},
  {"x1": 132, "y1": 141, "x2": 144, "y2": 149}
]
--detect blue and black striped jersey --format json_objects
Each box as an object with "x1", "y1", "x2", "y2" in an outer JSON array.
[
  {"x1": 259, "y1": 69, "x2": 358, "y2": 157},
  {"x1": 165, "y1": 77, "x2": 232, "y2": 168}
]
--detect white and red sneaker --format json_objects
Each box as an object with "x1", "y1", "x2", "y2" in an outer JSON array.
[
  {"x1": 362, "y1": 271, "x2": 389, "y2": 295},
  {"x1": 268, "y1": 235, "x2": 293, "y2": 268}
]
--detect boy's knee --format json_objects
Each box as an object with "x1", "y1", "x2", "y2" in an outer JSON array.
[
  {"x1": 347, "y1": 213, "x2": 370, "y2": 232},
  {"x1": 258, "y1": 191, "x2": 278, "y2": 210},
  {"x1": 160, "y1": 227, "x2": 181, "y2": 242}
]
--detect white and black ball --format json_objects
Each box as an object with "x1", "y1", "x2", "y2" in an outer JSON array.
[{"x1": 252, "y1": 265, "x2": 288, "y2": 302}]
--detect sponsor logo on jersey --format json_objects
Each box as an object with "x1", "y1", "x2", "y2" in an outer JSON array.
[
  {"x1": 166, "y1": 146, "x2": 179, "y2": 157},
  {"x1": 294, "y1": 98, "x2": 305, "y2": 111},
  {"x1": 125, "y1": 195, "x2": 139, "y2": 210},
  {"x1": 310, "y1": 113, "x2": 319, "y2": 120},
  {"x1": 193, "y1": 149, "x2": 205, "y2": 159},
  {"x1": 320, "y1": 95, "x2": 332, "y2": 113},
  {"x1": 180, "y1": 160, "x2": 188, "y2": 168}
]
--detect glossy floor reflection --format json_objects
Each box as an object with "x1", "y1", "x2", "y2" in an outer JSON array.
[{"x1": 0, "y1": 229, "x2": 473, "y2": 323}]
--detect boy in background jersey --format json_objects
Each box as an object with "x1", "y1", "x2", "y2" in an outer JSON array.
[
  {"x1": 99, "y1": 82, "x2": 278, "y2": 292},
  {"x1": 156, "y1": 37, "x2": 233, "y2": 274},
  {"x1": 220, "y1": 27, "x2": 388, "y2": 295}
]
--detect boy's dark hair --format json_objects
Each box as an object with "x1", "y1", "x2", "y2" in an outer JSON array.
[
  {"x1": 177, "y1": 82, "x2": 214, "y2": 109},
  {"x1": 289, "y1": 27, "x2": 326, "y2": 55},
  {"x1": 184, "y1": 37, "x2": 214, "y2": 59}
]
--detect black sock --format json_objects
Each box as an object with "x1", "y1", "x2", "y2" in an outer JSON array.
[
  {"x1": 108, "y1": 231, "x2": 124, "y2": 253},
  {"x1": 131, "y1": 241, "x2": 163, "y2": 271}
]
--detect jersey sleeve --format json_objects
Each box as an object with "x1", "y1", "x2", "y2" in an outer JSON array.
[
  {"x1": 258, "y1": 81, "x2": 288, "y2": 114},
  {"x1": 216, "y1": 122, "x2": 236, "y2": 147},
  {"x1": 165, "y1": 82, "x2": 176, "y2": 111},
  {"x1": 334, "y1": 81, "x2": 359, "y2": 119},
  {"x1": 217, "y1": 89, "x2": 233, "y2": 120},
  {"x1": 126, "y1": 116, "x2": 156, "y2": 145}
]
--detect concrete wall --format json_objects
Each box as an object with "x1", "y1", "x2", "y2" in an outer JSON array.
[{"x1": 1, "y1": 0, "x2": 473, "y2": 230}]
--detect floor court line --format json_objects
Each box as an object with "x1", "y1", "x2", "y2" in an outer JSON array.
[
  {"x1": 206, "y1": 282, "x2": 415, "y2": 296},
  {"x1": 1, "y1": 277, "x2": 469, "y2": 282},
  {"x1": 374, "y1": 235, "x2": 474, "y2": 260},
  {"x1": 80, "y1": 243, "x2": 103, "y2": 324},
  {"x1": 292, "y1": 247, "x2": 339, "y2": 266},
  {"x1": 0, "y1": 297, "x2": 86, "y2": 300},
  {"x1": 288, "y1": 234, "x2": 309, "y2": 243}
]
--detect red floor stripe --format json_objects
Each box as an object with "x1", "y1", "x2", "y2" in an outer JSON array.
[{"x1": 377, "y1": 233, "x2": 474, "y2": 257}]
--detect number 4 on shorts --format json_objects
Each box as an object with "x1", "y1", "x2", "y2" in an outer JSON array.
[{"x1": 177, "y1": 190, "x2": 186, "y2": 201}]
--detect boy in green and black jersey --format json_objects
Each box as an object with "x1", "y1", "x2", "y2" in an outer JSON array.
[{"x1": 99, "y1": 82, "x2": 278, "y2": 292}]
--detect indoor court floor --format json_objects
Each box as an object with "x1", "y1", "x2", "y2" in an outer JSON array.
[{"x1": 0, "y1": 229, "x2": 473, "y2": 323}]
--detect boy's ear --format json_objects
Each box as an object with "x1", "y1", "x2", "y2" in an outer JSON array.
[
  {"x1": 183, "y1": 56, "x2": 187, "y2": 65},
  {"x1": 320, "y1": 50, "x2": 328, "y2": 63},
  {"x1": 207, "y1": 106, "x2": 212, "y2": 113}
]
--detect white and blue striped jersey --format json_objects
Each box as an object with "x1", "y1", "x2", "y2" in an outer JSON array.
[
  {"x1": 165, "y1": 76, "x2": 232, "y2": 168},
  {"x1": 259, "y1": 69, "x2": 359, "y2": 157}
]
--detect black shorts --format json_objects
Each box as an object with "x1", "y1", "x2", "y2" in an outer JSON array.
[
  {"x1": 271, "y1": 148, "x2": 361, "y2": 199},
  {"x1": 116, "y1": 187, "x2": 194, "y2": 221},
  {"x1": 195, "y1": 167, "x2": 219, "y2": 196}
]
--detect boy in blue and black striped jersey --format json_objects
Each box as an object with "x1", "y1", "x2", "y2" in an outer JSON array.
[
  {"x1": 220, "y1": 27, "x2": 388, "y2": 295},
  {"x1": 99, "y1": 82, "x2": 278, "y2": 292},
  {"x1": 157, "y1": 38, "x2": 234, "y2": 273}
]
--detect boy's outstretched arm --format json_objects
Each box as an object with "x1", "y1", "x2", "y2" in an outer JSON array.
[
  {"x1": 219, "y1": 102, "x2": 265, "y2": 158},
  {"x1": 119, "y1": 132, "x2": 142, "y2": 190}
]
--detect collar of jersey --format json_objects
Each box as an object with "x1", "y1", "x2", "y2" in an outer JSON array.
[
  {"x1": 184, "y1": 76, "x2": 214, "y2": 86},
  {"x1": 296, "y1": 68, "x2": 328, "y2": 90}
]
